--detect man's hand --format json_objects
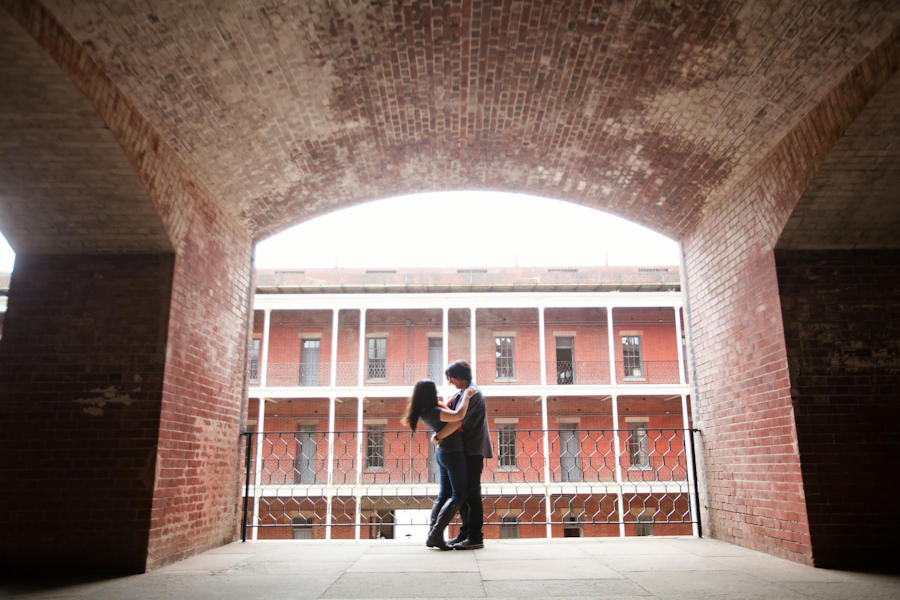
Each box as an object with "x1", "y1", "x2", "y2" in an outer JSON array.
[{"x1": 430, "y1": 433, "x2": 441, "y2": 446}]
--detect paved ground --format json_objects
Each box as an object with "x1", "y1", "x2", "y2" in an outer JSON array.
[{"x1": 2, "y1": 537, "x2": 898, "y2": 599}]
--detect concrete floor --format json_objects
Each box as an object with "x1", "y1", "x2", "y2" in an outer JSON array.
[{"x1": 2, "y1": 537, "x2": 898, "y2": 600}]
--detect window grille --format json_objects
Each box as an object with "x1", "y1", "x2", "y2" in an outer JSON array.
[
  {"x1": 367, "y1": 338, "x2": 387, "y2": 379},
  {"x1": 622, "y1": 336, "x2": 643, "y2": 379},
  {"x1": 498, "y1": 424, "x2": 518, "y2": 469},
  {"x1": 635, "y1": 514, "x2": 654, "y2": 536},
  {"x1": 366, "y1": 425, "x2": 385, "y2": 469},
  {"x1": 292, "y1": 515, "x2": 313, "y2": 539},
  {"x1": 250, "y1": 338, "x2": 260, "y2": 382},
  {"x1": 495, "y1": 336, "x2": 515, "y2": 379},
  {"x1": 499, "y1": 515, "x2": 520, "y2": 539},
  {"x1": 628, "y1": 423, "x2": 650, "y2": 469}
]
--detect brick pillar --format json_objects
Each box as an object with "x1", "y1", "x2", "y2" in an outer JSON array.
[
  {"x1": 775, "y1": 249, "x2": 900, "y2": 570},
  {"x1": 0, "y1": 1, "x2": 255, "y2": 572},
  {"x1": 0, "y1": 254, "x2": 175, "y2": 573},
  {"x1": 680, "y1": 25, "x2": 899, "y2": 568}
]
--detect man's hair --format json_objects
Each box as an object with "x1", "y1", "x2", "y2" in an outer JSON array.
[{"x1": 444, "y1": 360, "x2": 472, "y2": 383}]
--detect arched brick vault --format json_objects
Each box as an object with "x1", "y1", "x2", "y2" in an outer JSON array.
[{"x1": 1, "y1": 0, "x2": 899, "y2": 573}]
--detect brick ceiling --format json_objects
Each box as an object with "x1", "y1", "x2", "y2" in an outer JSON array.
[{"x1": 1, "y1": 1, "x2": 899, "y2": 254}]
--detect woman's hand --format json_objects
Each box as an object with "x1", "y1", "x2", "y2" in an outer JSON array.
[{"x1": 464, "y1": 386, "x2": 477, "y2": 399}]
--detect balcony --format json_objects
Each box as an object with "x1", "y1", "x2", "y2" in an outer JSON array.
[
  {"x1": 253, "y1": 360, "x2": 686, "y2": 389},
  {"x1": 242, "y1": 428, "x2": 698, "y2": 540}
]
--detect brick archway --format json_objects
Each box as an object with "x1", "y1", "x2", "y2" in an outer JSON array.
[{"x1": 1, "y1": 0, "x2": 899, "y2": 572}]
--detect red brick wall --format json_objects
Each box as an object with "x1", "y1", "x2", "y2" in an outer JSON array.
[
  {"x1": 680, "y1": 34, "x2": 899, "y2": 565},
  {"x1": 4, "y1": 1, "x2": 255, "y2": 572},
  {"x1": 0, "y1": 254, "x2": 174, "y2": 573},
  {"x1": 775, "y1": 249, "x2": 900, "y2": 570}
]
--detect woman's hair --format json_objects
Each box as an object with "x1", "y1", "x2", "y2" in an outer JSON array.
[
  {"x1": 444, "y1": 360, "x2": 472, "y2": 383},
  {"x1": 402, "y1": 379, "x2": 439, "y2": 432}
]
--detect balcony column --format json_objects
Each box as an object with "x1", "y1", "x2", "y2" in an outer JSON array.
[
  {"x1": 674, "y1": 307, "x2": 687, "y2": 387},
  {"x1": 606, "y1": 307, "x2": 617, "y2": 386},
  {"x1": 611, "y1": 393, "x2": 626, "y2": 538},
  {"x1": 682, "y1": 393, "x2": 700, "y2": 538},
  {"x1": 358, "y1": 309, "x2": 367, "y2": 387},
  {"x1": 442, "y1": 307, "x2": 449, "y2": 385},
  {"x1": 325, "y1": 395, "x2": 336, "y2": 540},
  {"x1": 260, "y1": 308, "x2": 272, "y2": 388},
  {"x1": 330, "y1": 309, "x2": 339, "y2": 388},
  {"x1": 540, "y1": 394, "x2": 552, "y2": 538},
  {"x1": 538, "y1": 306, "x2": 547, "y2": 387},
  {"x1": 470, "y1": 307, "x2": 477, "y2": 382},
  {"x1": 354, "y1": 395, "x2": 365, "y2": 540},
  {"x1": 251, "y1": 396, "x2": 268, "y2": 541}
]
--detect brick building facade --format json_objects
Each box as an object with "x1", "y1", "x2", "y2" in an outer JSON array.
[{"x1": 243, "y1": 266, "x2": 696, "y2": 541}]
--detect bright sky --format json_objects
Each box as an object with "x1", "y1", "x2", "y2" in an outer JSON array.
[
  {"x1": 256, "y1": 192, "x2": 679, "y2": 269},
  {"x1": 0, "y1": 192, "x2": 680, "y2": 273}
]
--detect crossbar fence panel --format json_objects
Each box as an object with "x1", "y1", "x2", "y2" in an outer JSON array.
[{"x1": 241, "y1": 428, "x2": 698, "y2": 540}]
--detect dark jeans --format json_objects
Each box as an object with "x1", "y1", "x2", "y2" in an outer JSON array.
[
  {"x1": 435, "y1": 450, "x2": 467, "y2": 508},
  {"x1": 457, "y1": 455, "x2": 485, "y2": 542}
]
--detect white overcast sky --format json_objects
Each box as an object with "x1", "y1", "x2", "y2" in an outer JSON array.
[{"x1": 0, "y1": 192, "x2": 680, "y2": 272}]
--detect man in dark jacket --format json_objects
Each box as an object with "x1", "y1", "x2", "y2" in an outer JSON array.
[{"x1": 434, "y1": 360, "x2": 492, "y2": 549}]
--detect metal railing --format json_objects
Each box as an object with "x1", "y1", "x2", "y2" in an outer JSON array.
[
  {"x1": 255, "y1": 361, "x2": 685, "y2": 387},
  {"x1": 241, "y1": 428, "x2": 699, "y2": 540}
]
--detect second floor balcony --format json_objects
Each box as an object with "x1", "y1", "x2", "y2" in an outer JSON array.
[{"x1": 253, "y1": 359, "x2": 686, "y2": 388}]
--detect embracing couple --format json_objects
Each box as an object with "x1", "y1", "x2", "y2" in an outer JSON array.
[{"x1": 402, "y1": 360, "x2": 492, "y2": 550}]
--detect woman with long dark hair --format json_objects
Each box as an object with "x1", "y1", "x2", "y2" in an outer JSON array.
[{"x1": 402, "y1": 379, "x2": 476, "y2": 549}]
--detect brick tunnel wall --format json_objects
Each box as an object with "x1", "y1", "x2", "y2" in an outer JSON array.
[
  {"x1": 0, "y1": 2, "x2": 256, "y2": 572},
  {"x1": 775, "y1": 249, "x2": 900, "y2": 570},
  {"x1": 0, "y1": 254, "x2": 174, "y2": 573},
  {"x1": 681, "y1": 37, "x2": 898, "y2": 566}
]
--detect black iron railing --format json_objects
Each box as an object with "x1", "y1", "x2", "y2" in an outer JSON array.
[{"x1": 240, "y1": 428, "x2": 699, "y2": 540}]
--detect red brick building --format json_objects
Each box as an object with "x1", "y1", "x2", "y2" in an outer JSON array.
[{"x1": 245, "y1": 266, "x2": 696, "y2": 541}]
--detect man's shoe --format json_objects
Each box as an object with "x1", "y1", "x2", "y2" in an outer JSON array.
[
  {"x1": 450, "y1": 538, "x2": 484, "y2": 550},
  {"x1": 446, "y1": 533, "x2": 465, "y2": 546}
]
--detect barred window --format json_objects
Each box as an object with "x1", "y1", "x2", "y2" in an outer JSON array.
[
  {"x1": 367, "y1": 337, "x2": 386, "y2": 380},
  {"x1": 635, "y1": 514, "x2": 654, "y2": 537},
  {"x1": 622, "y1": 336, "x2": 643, "y2": 379},
  {"x1": 300, "y1": 339, "x2": 320, "y2": 386},
  {"x1": 366, "y1": 424, "x2": 385, "y2": 469},
  {"x1": 495, "y1": 336, "x2": 515, "y2": 379},
  {"x1": 498, "y1": 424, "x2": 517, "y2": 468},
  {"x1": 499, "y1": 515, "x2": 519, "y2": 539},
  {"x1": 628, "y1": 423, "x2": 649, "y2": 469},
  {"x1": 250, "y1": 338, "x2": 261, "y2": 382}
]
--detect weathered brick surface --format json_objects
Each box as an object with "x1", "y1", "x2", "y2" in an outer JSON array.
[
  {"x1": 681, "y1": 29, "x2": 900, "y2": 566},
  {"x1": 775, "y1": 249, "x2": 900, "y2": 570},
  {"x1": 1, "y1": 0, "x2": 255, "y2": 572},
  {"x1": 0, "y1": 254, "x2": 174, "y2": 573},
  {"x1": 5, "y1": 1, "x2": 896, "y2": 243}
]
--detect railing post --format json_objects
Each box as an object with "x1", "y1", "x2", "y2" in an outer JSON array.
[
  {"x1": 442, "y1": 307, "x2": 449, "y2": 385},
  {"x1": 611, "y1": 393, "x2": 626, "y2": 537},
  {"x1": 469, "y1": 306, "x2": 477, "y2": 382},
  {"x1": 674, "y1": 307, "x2": 687, "y2": 386},
  {"x1": 681, "y1": 394, "x2": 701, "y2": 537},
  {"x1": 252, "y1": 396, "x2": 268, "y2": 540},
  {"x1": 358, "y1": 309, "x2": 367, "y2": 387},
  {"x1": 538, "y1": 306, "x2": 547, "y2": 388},
  {"x1": 325, "y1": 395, "x2": 336, "y2": 540},
  {"x1": 540, "y1": 395, "x2": 553, "y2": 538},
  {"x1": 260, "y1": 308, "x2": 272, "y2": 389},
  {"x1": 330, "y1": 309, "x2": 339, "y2": 388},
  {"x1": 241, "y1": 431, "x2": 253, "y2": 542},
  {"x1": 606, "y1": 307, "x2": 616, "y2": 385},
  {"x1": 355, "y1": 395, "x2": 364, "y2": 540}
]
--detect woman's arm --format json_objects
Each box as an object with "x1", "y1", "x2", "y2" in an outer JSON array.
[
  {"x1": 432, "y1": 419, "x2": 460, "y2": 444},
  {"x1": 438, "y1": 387, "x2": 476, "y2": 422}
]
